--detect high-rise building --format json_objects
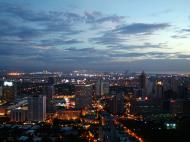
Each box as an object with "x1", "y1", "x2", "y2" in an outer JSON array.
[
  {"x1": 108, "y1": 93, "x2": 125, "y2": 115},
  {"x1": 96, "y1": 79, "x2": 101, "y2": 96},
  {"x1": 48, "y1": 77, "x2": 57, "y2": 85},
  {"x1": 2, "y1": 81, "x2": 16, "y2": 102},
  {"x1": 170, "y1": 99, "x2": 190, "y2": 114},
  {"x1": 28, "y1": 95, "x2": 46, "y2": 121},
  {"x1": 0, "y1": 86, "x2": 2, "y2": 98},
  {"x1": 139, "y1": 71, "x2": 147, "y2": 96},
  {"x1": 147, "y1": 80, "x2": 154, "y2": 96},
  {"x1": 130, "y1": 99, "x2": 161, "y2": 115},
  {"x1": 43, "y1": 85, "x2": 55, "y2": 113},
  {"x1": 96, "y1": 79, "x2": 109, "y2": 96},
  {"x1": 75, "y1": 84, "x2": 93, "y2": 109},
  {"x1": 154, "y1": 80, "x2": 164, "y2": 98},
  {"x1": 54, "y1": 83, "x2": 75, "y2": 96},
  {"x1": 101, "y1": 81, "x2": 109, "y2": 96},
  {"x1": 10, "y1": 108, "x2": 27, "y2": 122},
  {"x1": 110, "y1": 86, "x2": 133, "y2": 96},
  {"x1": 178, "y1": 83, "x2": 188, "y2": 98}
]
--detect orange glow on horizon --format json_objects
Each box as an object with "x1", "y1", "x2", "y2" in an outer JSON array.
[{"x1": 8, "y1": 72, "x2": 24, "y2": 76}]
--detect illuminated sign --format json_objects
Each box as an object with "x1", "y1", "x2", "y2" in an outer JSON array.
[
  {"x1": 165, "y1": 123, "x2": 176, "y2": 129},
  {"x1": 4, "y1": 81, "x2": 13, "y2": 87},
  {"x1": 157, "y1": 81, "x2": 163, "y2": 86}
]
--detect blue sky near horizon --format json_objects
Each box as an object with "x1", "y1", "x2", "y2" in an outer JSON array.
[{"x1": 0, "y1": 0, "x2": 190, "y2": 72}]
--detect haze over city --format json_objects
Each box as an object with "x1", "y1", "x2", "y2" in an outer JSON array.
[{"x1": 1, "y1": 0, "x2": 190, "y2": 72}]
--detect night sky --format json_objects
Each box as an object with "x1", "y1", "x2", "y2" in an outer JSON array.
[{"x1": 1, "y1": 0, "x2": 190, "y2": 72}]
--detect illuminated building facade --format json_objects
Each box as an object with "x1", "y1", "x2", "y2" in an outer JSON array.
[
  {"x1": 0, "y1": 108, "x2": 7, "y2": 116},
  {"x1": 54, "y1": 110, "x2": 81, "y2": 120}
]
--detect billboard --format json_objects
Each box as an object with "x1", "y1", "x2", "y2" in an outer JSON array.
[{"x1": 4, "y1": 81, "x2": 13, "y2": 87}]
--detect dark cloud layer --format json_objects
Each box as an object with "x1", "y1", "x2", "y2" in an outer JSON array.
[
  {"x1": 0, "y1": 2, "x2": 188, "y2": 72},
  {"x1": 84, "y1": 11, "x2": 125, "y2": 24},
  {"x1": 108, "y1": 42, "x2": 168, "y2": 50},
  {"x1": 114, "y1": 23, "x2": 170, "y2": 35},
  {"x1": 89, "y1": 32, "x2": 125, "y2": 45}
]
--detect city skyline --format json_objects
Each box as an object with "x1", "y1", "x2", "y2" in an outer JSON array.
[{"x1": 1, "y1": 0, "x2": 190, "y2": 72}]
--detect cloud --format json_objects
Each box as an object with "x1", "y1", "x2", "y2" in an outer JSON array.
[
  {"x1": 0, "y1": 2, "x2": 84, "y2": 24},
  {"x1": 171, "y1": 35, "x2": 188, "y2": 39},
  {"x1": 84, "y1": 11, "x2": 126, "y2": 30},
  {"x1": 0, "y1": 2, "x2": 83, "y2": 40},
  {"x1": 38, "y1": 39, "x2": 83, "y2": 47},
  {"x1": 0, "y1": 2, "x2": 64, "y2": 24},
  {"x1": 114, "y1": 23, "x2": 170, "y2": 35},
  {"x1": 89, "y1": 32, "x2": 126, "y2": 45},
  {"x1": 0, "y1": 2, "x2": 187, "y2": 72},
  {"x1": 64, "y1": 47, "x2": 96, "y2": 52},
  {"x1": 171, "y1": 27, "x2": 190, "y2": 39},
  {"x1": 181, "y1": 28, "x2": 190, "y2": 32},
  {"x1": 90, "y1": 31, "x2": 168, "y2": 51},
  {"x1": 0, "y1": 19, "x2": 43, "y2": 40},
  {"x1": 108, "y1": 42, "x2": 168, "y2": 50},
  {"x1": 89, "y1": 22, "x2": 170, "y2": 48},
  {"x1": 108, "y1": 52, "x2": 176, "y2": 59},
  {"x1": 85, "y1": 11, "x2": 125, "y2": 24},
  {"x1": 177, "y1": 54, "x2": 190, "y2": 59}
]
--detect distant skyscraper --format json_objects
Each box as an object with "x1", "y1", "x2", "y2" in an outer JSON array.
[
  {"x1": 139, "y1": 71, "x2": 147, "y2": 96},
  {"x1": 154, "y1": 80, "x2": 164, "y2": 98},
  {"x1": 147, "y1": 80, "x2": 154, "y2": 96},
  {"x1": 43, "y1": 85, "x2": 55, "y2": 113},
  {"x1": 96, "y1": 79, "x2": 101, "y2": 96},
  {"x1": 96, "y1": 79, "x2": 109, "y2": 96},
  {"x1": 101, "y1": 81, "x2": 109, "y2": 96},
  {"x1": 75, "y1": 84, "x2": 93, "y2": 109},
  {"x1": 2, "y1": 81, "x2": 16, "y2": 102},
  {"x1": 109, "y1": 93, "x2": 125, "y2": 115},
  {"x1": 178, "y1": 83, "x2": 188, "y2": 98},
  {"x1": 0, "y1": 86, "x2": 2, "y2": 97},
  {"x1": 28, "y1": 95, "x2": 46, "y2": 121}
]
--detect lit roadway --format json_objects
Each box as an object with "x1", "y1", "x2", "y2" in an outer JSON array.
[
  {"x1": 95, "y1": 98, "x2": 144, "y2": 142},
  {"x1": 113, "y1": 117, "x2": 144, "y2": 142}
]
